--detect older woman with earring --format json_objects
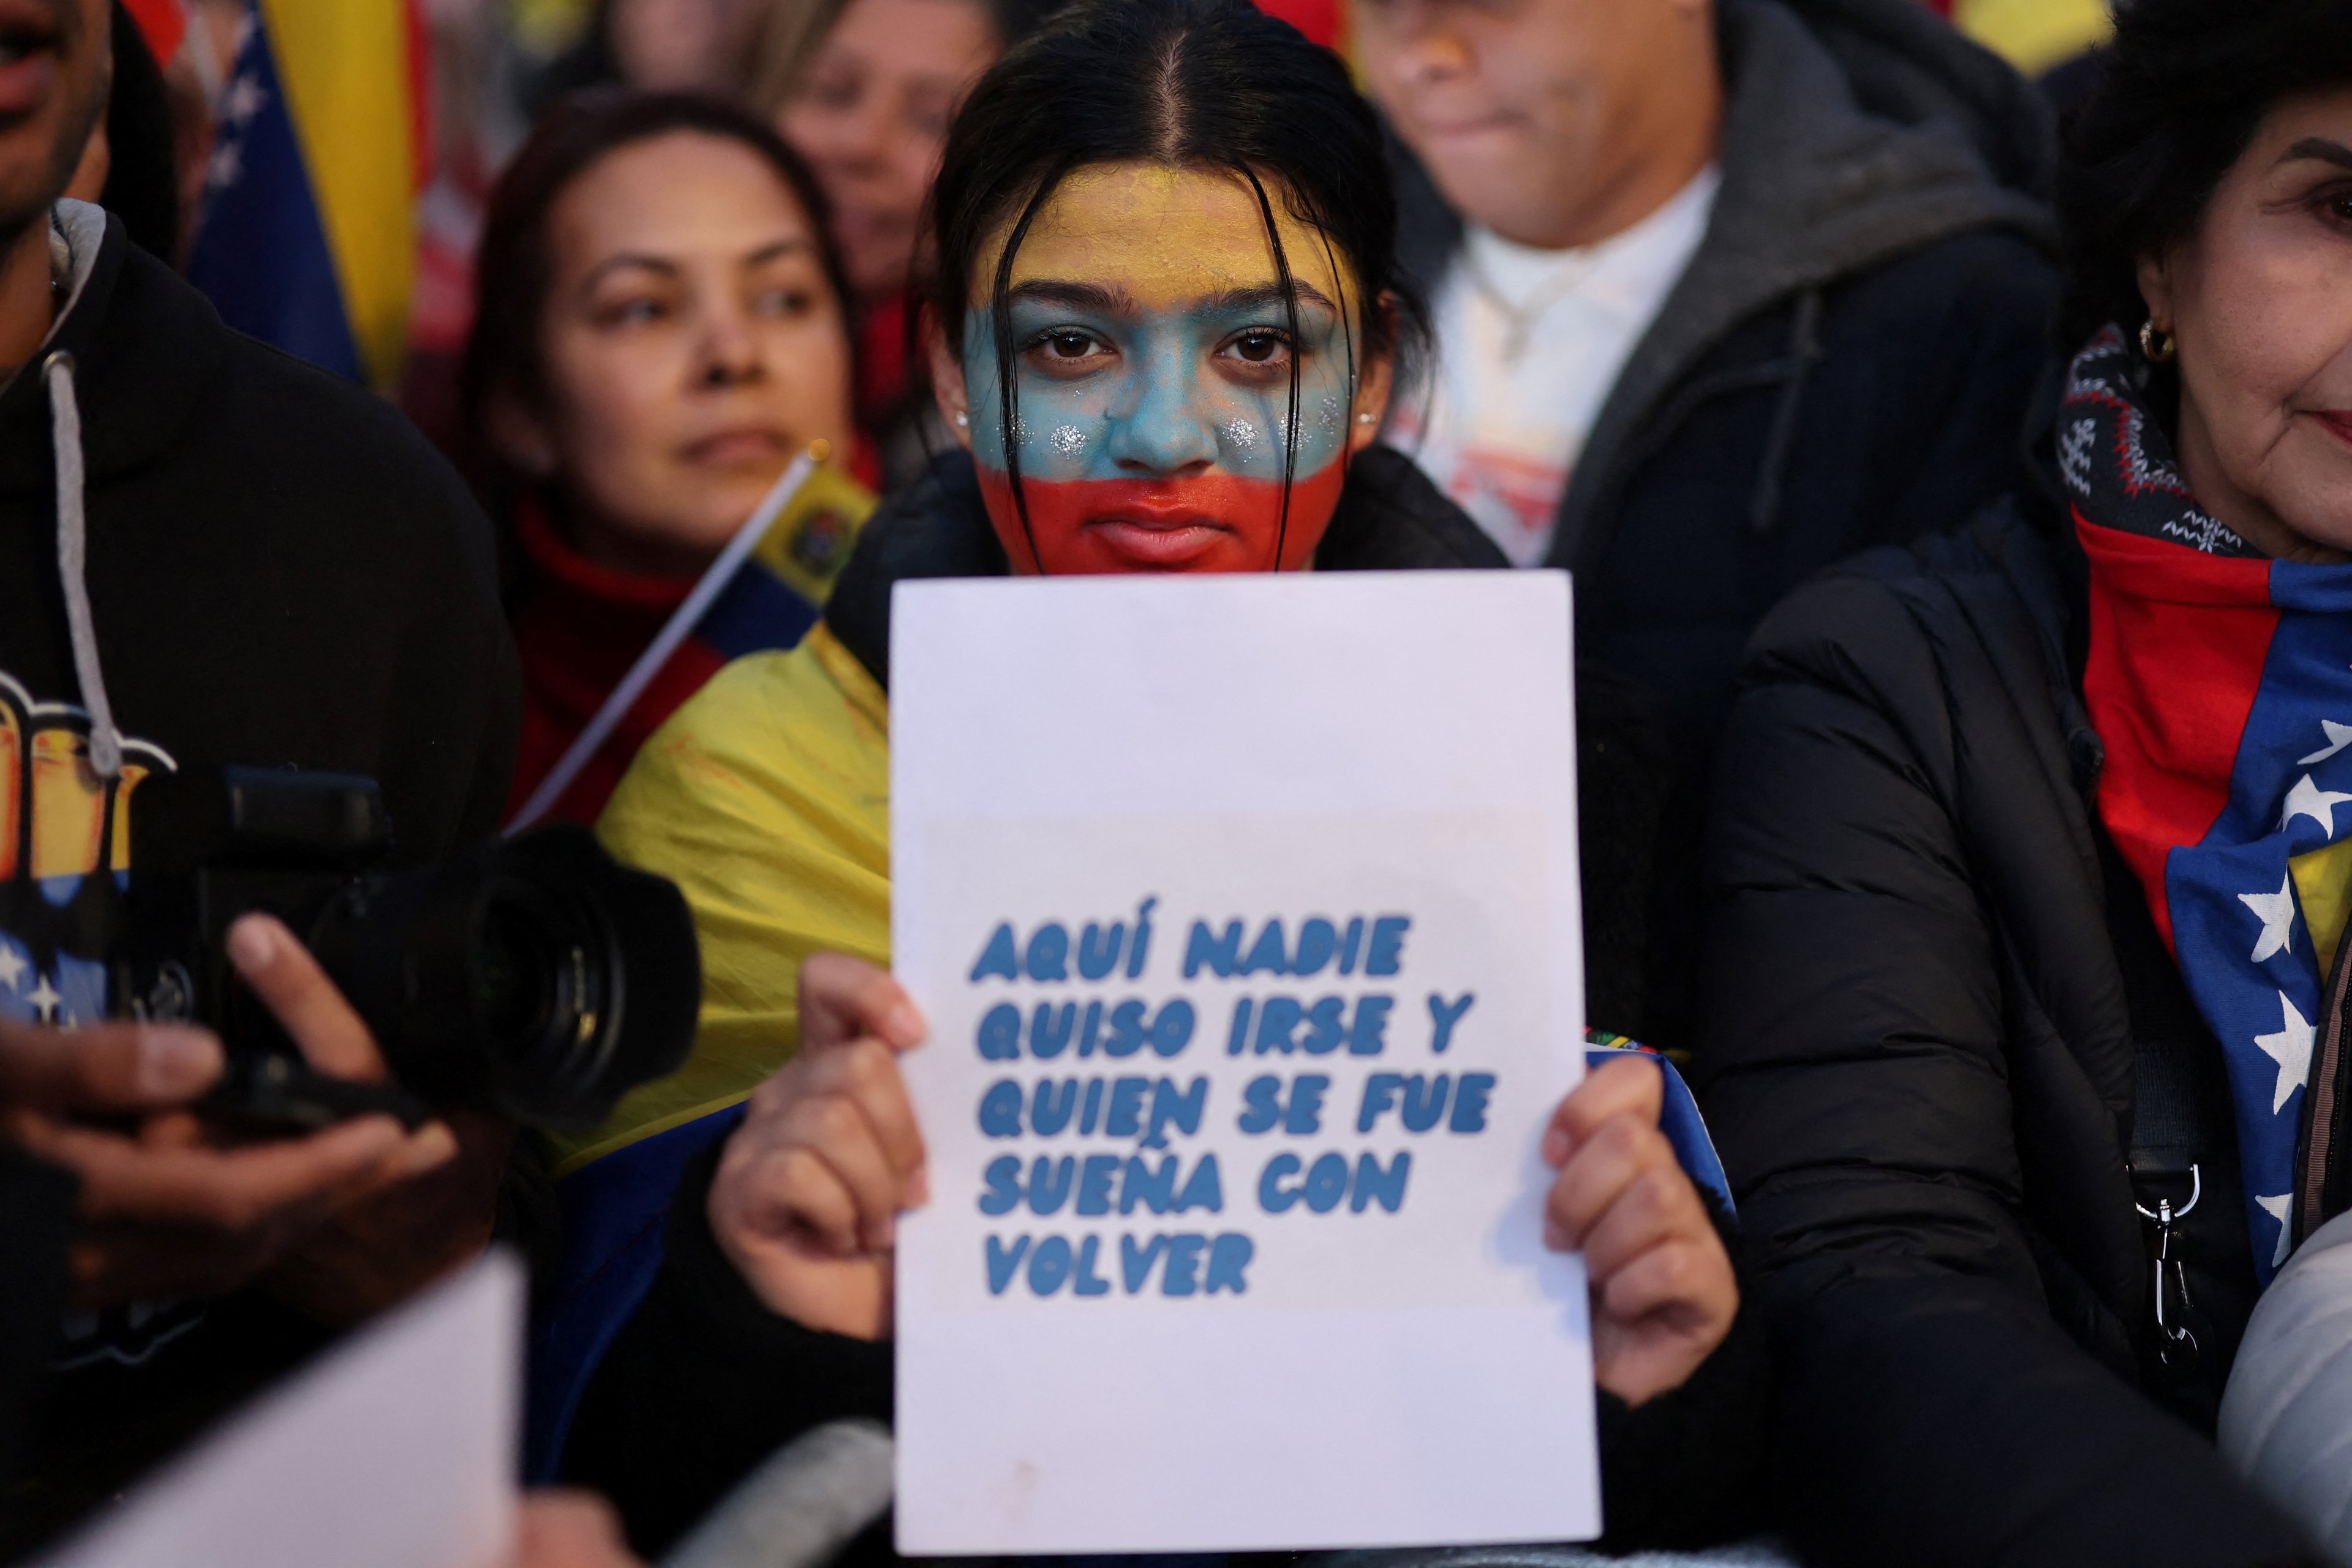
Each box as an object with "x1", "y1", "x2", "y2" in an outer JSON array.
[{"x1": 1692, "y1": 1, "x2": 2352, "y2": 1564}]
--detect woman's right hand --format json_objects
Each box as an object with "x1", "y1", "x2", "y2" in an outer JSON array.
[{"x1": 707, "y1": 952, "x2": 929, "y2": 1339}]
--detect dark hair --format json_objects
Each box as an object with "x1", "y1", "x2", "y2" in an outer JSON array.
[
  {"x1": 459, "y1": 90, "x2": 854, "y2": 502},
  {"x1": 2057, "y1": 0, "x2": 2352, "y2": 349},
  {"x1": 926, "y1": 0, "x2": 1409, "y2": 568}
]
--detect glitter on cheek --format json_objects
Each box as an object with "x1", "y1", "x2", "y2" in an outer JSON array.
[
  {"x1": 1050, "y1": 424, "x2": 1088, "y2": 458},
  {"x1": 1221, "y1": 417, "x2": 1259, "y2": 453}
]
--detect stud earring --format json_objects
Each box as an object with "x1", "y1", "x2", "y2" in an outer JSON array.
[
  {"x1": 954, "y1": 410, "x2": 970, "y2": 427},
  {"x1": 1356, "y1": 412, "x2": 1375, "y2": 425}
]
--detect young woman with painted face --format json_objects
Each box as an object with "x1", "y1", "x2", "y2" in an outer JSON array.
[
  {"x1": 1694, "y1": 3, "x2": 2352, "y2": 1563},
  {"x1": 548, "y1": 3, "x2": 1760, "y2": 1555},
  {"x1": 462, "y1": 93, "x2": 872, "y2": 828}
]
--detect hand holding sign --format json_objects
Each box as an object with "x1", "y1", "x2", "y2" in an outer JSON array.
[
  {"x1": 707, "y1": 954, "x2": 929, "y2": 1340},
  {"x1": 710, "y1": 959, "x2": 1736, "y2": 1401},
  {"x1": 1542, "y1": 1058, "x2": 1735, "y2": 1407}
]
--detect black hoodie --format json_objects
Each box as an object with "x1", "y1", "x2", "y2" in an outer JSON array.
[
  {"x1": 1389, "y1": 0, "x2": 2060, "y2": 1057},
  {"x1": 0, "y1": 203, "x2": 519, "y2": 1551}
]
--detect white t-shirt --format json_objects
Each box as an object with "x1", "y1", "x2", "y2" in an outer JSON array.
[{"x1": 1389, "y1": 167, "x2": 1721, "y2": 567}]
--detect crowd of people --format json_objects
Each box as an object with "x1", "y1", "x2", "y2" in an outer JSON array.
[{"x1": 1, "y1": 0, "x2": 2351, "y2": 1565}]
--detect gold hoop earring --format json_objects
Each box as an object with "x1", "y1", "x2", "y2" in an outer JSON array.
[{"x1": 2141, "y1": 319, "x2": 2177, "y2": 363}]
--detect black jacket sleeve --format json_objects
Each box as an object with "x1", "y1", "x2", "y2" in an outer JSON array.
[
  {"x1": 560, "y1": 1139, "x2": 892, "y2": 1561},
  {"x1": 0, "y1": 1149, "x2": 74, "y2": 1496},
  {"x1": 1591, "y1": 1200, "x2": 1771, "y2": 1554},
  {"x1": 1695, "y1": 562, "x2": 2319, "y2": 1568}
]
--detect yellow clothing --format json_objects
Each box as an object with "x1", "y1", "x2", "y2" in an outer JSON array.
[{"x1": 552, "y1": 624, "x2": 892, "y2": 1176}]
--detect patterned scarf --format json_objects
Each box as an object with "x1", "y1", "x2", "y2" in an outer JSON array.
[{"x1": 2067, "y1": 325, "x2": 2352, "y2": 1284}]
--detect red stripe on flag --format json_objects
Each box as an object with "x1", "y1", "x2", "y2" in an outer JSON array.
[
  {"x1": 1253, "y1": 0, "x2": 1339, "y2": 47},
  {"x1": 121, "y1": 0, "x2": 186, "y2": 64},
  {"x1": 407, "y1": 0, "x2": 433, "y2": 191},
  {"x1": 2078, "y1": 511, "x2": 2280, "y2": 951}
]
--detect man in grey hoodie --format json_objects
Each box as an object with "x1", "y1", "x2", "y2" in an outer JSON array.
[{"x1": 1357, "y1": 0, "x2": 2059, "y2": 1050}]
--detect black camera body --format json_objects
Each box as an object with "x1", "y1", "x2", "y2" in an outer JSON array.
[{"x1": 112, "y1": 767, "x2": 701, "y2": 1132}]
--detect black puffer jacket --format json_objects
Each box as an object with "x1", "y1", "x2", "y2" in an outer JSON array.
[{"x1": 1695, "y1": 499, "x2": 2318, "y2": 1566}]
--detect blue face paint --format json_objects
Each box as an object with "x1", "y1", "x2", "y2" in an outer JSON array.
[
  {"x1": 963, "y1": 287, "x2": 1354, "y2": 488},
  {"x1": 959, "y1": 265, "x2": 1365, "y2": 573}
]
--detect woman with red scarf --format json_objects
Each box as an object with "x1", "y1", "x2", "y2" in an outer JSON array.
[
  {"x1": 464, "y1": 92, "x2": 874, "y2": 827},
  {"x1": 1695, "y1": 2, "x2": 2352, "y2": 1564}
]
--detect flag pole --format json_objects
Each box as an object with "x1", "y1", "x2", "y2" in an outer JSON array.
[{"x1": 504, "y1": 442, "x2": 831, "y2": 836}]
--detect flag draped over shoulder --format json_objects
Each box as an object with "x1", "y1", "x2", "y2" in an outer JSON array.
[
  {"x1": 2068, "y1": 326, "x2": 2352, "y2": 1286},
  {"x1": 187, "y1": 0, "x2": 424, "y2": 389}
]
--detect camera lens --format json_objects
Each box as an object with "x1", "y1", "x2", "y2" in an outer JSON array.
[
  {"x1": 475, "y1": 894, "x2": 565, "y2": 1057},
  {"x1": 468, "y1": 881, "x2": 620, "y2": 1102},
  {"x1": 307, "y1": 826, "x2": 699, "y2": 1128}
]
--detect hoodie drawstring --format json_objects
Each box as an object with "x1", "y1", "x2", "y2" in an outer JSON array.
[
  {"x1": 44, "y1": 351, "x2": 120, "y2": 780},
  {"x1": 1747, "y1": 288, "x2": 1825, "y2": 537}
]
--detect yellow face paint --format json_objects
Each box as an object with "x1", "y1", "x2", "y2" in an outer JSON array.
[{"x1": 980, "y1": 163, "x2": 1357, "y2": 318}]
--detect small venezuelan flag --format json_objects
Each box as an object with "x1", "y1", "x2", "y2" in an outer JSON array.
[{"x1": 188, "y1": 0, "x2": 425, "y2": 390}]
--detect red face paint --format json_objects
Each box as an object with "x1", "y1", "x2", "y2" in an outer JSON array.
[{"x1": 976, "y1": 458, "x2": 1348, "y2": 575}]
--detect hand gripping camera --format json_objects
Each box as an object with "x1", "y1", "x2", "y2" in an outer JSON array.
[{"x1": 110, "y1": 767, "x2": 701, "y2": 1132}]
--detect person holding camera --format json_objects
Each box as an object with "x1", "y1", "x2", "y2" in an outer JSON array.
[{"x1": 0, "y1": 0, "x2": 521, "y2": 1550}]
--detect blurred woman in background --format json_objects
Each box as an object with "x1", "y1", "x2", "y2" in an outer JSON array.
[
  {"x1": 462, "y1": 92, "x2": 871, "y2": 827},
  {"x1": 747, "y1": 0, "x2": 1046, "y2": 483}
]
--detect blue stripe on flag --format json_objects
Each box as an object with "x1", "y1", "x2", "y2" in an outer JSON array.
[
  {"x1": 186, "y1": 14, "x2": 363, "y2": 382},
  {"x1": 697, "y1": 562, "x2": 820, "y2": 662},
  {"x1": 526, "y1": 1105, "x2": 748, "y2": 1480}
]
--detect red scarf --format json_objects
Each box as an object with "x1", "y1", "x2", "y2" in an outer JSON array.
[{"x1": 503, "y1": 497, "x2": 731, "y2": 827}]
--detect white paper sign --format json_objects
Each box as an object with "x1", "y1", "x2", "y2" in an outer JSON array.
[
  {"x1": 38, "y1": 1253, "x2": 521, "y2": 1568},
  {"x1": 891, "y1": 571, "x2": 1597, "y2": 1555}
]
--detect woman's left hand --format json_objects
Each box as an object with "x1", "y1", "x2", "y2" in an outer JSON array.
[{"x1": 1541, "y1": 1056, "x2": 1737, "y2": 1407}]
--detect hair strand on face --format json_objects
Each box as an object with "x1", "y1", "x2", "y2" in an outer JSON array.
[
  {"x1": 1242, "y1": 165, "x2": 1303, "y2": 570},
  {"x1": 988, "y1": 157, "x2": 1075, "y2": 573}
]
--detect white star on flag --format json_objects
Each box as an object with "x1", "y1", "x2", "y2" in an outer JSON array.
[
  {"x1": 25, "y1": 976, "x2": 61, "y2": 1025},
  {"x1": 2303, "y1": 721, "x2": 2352, "y2": 766},
  {"x1": 2258, "y1": 1191, "x2": 2295, "y2": 1268},
  {"x1": 2256, "y1": 990, "x2": 2316, "y2": 1114},
  {"x1": 2243, "y1": 873, "x2": 2299, "y2": 962},
  {"x1": 2282, "y1": 773, "x2": 2352, "y2": 835},
  {"x1": 221, "y1": 72, "x2": 265, "y2": 128},
  {"x1": 0, "y1": 946, "x2": 22, "y2": 993},
  {"x1": 205, "y1": 140, "x2": 242, "y2": 194}
]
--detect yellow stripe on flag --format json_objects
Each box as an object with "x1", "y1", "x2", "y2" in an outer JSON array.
[
  {"x1": 257, "y1": 0, "x2": 415, "y2": 390},
  {"x1": 2294, "y1": 837, "x2": 2352, "y2": 985},
  {"x1": 1954, "y1": 0, "x2": 2111, "y2": 77}
]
